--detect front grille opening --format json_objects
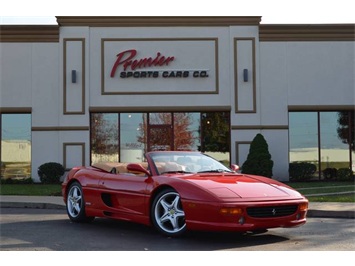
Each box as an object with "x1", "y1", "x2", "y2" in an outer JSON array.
[{"x1": 247, "y1": 205, "x2": 298, "y2": 218}]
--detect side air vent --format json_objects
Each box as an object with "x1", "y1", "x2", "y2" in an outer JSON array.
[{"x1": 101, "y1": 193, "x2": 113, "y2": 207}]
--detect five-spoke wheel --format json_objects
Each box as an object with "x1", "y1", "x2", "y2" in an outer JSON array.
[
  {"x1": 66, "y1": 182, "x2": 94, "y2": 223},
  {"x1": 151, "y1": 188, "x2": 186, "y2": 237}
]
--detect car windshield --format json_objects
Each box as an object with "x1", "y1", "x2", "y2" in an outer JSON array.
[{"x1": 148, "y1": 151, "x2": 233, "y2": 175}]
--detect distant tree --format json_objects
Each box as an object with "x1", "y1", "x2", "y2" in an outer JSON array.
[
  {"x1": 91, "y1": 114, "x2": 118, "y2": 159},
  {"x1": 91, "y1": 114, "x2": 106, "y2": 154},
  {"x1": 337, "y1": 111, "x2": 354, "y2": 151},
  {"x1": 241, "y1": 133, "x2": 274, "y2": 178},
  {"x1": 200, "y1": 112, "x2": 230, "y2": 153},
  {"x1": 137, "y1": 115, "x2": 148, "y2": 152},
  {"x1": 173, "y1": 113, "x2": 197, "y2": 150},
  {"x1": 137, "y1": 113, "x2": 196, "y2": 151}
]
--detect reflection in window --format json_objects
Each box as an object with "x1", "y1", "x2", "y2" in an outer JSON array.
[
  {"x1": 137, "y1": 112, "x2": 201, "y2": 152},
  {"x1": 149, "y1": 113, "x2": 172, "y2": 125},
  {"x1": 174, "y1": 113, "x2": 200, "y2": 151},
  {"x1": 320, "y1": 112, "x2": 350, "y2": 174},
  {"x1": 289, "y1": 112, "x2": 319, "y2": 179},
  {"x1": 149, "y1": 126, "x2": 173, "y2": 151},
  {"x1": 91, "y1": 113, "x2": 119, "y2": 164},
  {"x1": 90, "y1": 112, "x2": 230, "y2": 165},
  {"x1": 201, "y1": 112, "x2": 230, "y2": 152},
  {"x1": 336, "y1": 111, "x2": 355, "y2": 174},
  {"x1": 201, "y1": 112, "x2": 230, "y2": 166},
  {"x1": 353, "y1": 112, "x2": 355, "y2": 173},
  {"x1": 147, "y1": 113, "x2": 173, "y2": 151},
  {"x1": 289, "y1": 111, "x2": 354, "y2": 179},
  {"x1": 1, "y1": 114, "x2": 31, "y2": 180},
  {"x1": 120, "y1": 113, "x2": 146, "y2": 162}
]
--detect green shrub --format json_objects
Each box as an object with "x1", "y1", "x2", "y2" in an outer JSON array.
[
  {"x1": 337, "y1": 168, "x2": 353, "y2": 181},
  {"x1": 289, "y1": 162, "x2": 316, "y2": 181},
  {"x1": 37, "y1": 162, "x2": 65, "y2": 184},
  {"x1": 323, "y1": 168, "x2": 337, "y2": 180},
  {"x1": 241, "y1": 133, "x2": 273, "y2": 178}
]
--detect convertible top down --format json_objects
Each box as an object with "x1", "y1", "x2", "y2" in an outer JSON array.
[{"x1": 62, "y1": 151, "x2": 308, "y2": 237}]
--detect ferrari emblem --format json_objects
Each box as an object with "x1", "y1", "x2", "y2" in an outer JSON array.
[{"x1": 272, "y1": 208, "x2": 276, "y2": 215}]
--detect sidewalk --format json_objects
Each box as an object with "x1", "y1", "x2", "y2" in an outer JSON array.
[{"x1": 0, "y1": 195, "x2": 354, "y2": 219}]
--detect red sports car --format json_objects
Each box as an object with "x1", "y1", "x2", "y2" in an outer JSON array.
[{"x1": 62, "y1": 151, "x2": 308, "y2": 237}]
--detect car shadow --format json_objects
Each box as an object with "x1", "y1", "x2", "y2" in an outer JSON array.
[
  {"x1": 0, "y1": 209, "x2": 289, "y2": 251},
  {"x1": 64, "y1": 217, "x2": 289, "y2": 251}
]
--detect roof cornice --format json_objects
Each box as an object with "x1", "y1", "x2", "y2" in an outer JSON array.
[
  {"x1": 0, "y1": 25, "x2": 59, "y2": 42},
  {"x1": 56, "y1": 16, "x2": 262, "y2": 27},
  {"x1": 1, "y1": 21, "x2": 353, "y2": 43},
  {"x1": 260, "y1": 24, "x2": 355, "y2": 41}
]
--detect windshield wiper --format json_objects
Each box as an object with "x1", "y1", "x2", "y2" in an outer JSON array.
[
  {"x1": 160, "y1": 170, "x2": 193, "y2": 175},
  {"x1": 197, "y1": 169, "x2": 233, "y2": 173}
]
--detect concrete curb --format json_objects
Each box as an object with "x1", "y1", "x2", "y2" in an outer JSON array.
[{"x1": 0, "y1": 202, "x2": 65, "y2": 210}]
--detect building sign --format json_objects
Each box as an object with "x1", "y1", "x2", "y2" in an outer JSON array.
[
  {"x1": 110, "y1": 49, "x2": 175, "y2": 77},
  {"x1": 110, "y1": 49, "x2": 209, "y2": 79},
  {"x1": 101, "y1": 39, "x2": 218, "y2": 95}
]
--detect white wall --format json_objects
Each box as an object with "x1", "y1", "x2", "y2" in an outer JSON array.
[
  {"x1": 286, "y1": 42, "x2": 354, "y2": 105},
  {"x1": 87, "y1": 27, "x2": 233, "y2": 108},
  {"x1": 1, "y1": 26, "x2": 354, "y2": 182},
  {"x1": 1, "y1": 42, "x2": 63, "y2": 181},
  {"x1": 0, "y1": 43, "x2": 33, "y2": 107},
  {"x1": 253, "y1": 41, "x2": 355, "y2": 179},
  {"x1": 260, "y1": 41, "x2": 354, "y2": 109}
]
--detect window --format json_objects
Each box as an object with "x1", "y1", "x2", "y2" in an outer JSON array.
[
  {"x1": 174, "y1": 112, "x2": 200, "y2": 151},
  {"x1": 120, "y1": 113, "x2": 146, "y2": 162},
  {"x1": 352, "y1": 112, "x2": 355, "y2": 173},
  {"x1": 320, "y1": 112, "x2": 350, "y2": 174},
  {"x1": 201, "y1": 112, "x2": 230, "y2": 166},
  {"x1": 90, "y1": 113, "x2": 119, "y2": 164},
  {"x1": 90, "y1": 112, "x2": 230, "y2": 165},
  {"x1": 1, "y1": 113, "x2": 31, "y2": 180},
  {"x1": 289, "y1": 111, "x2": 354, "y2": 180},
  {"x1": 289, "y1": 112, "x2": 319, "y2": 179}
]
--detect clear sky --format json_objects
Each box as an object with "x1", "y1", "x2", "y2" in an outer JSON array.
[{"x1": 0, "y1": 0, "x2": 354, "y2": 24}]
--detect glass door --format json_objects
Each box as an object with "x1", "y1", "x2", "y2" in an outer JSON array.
[{"x1": 147, "y1": 113, "x2": 173, "y2": 151}]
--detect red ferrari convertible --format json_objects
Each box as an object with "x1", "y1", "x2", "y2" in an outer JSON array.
[{"x1": 62, "y1": 151, "x2": 308, "y2": 237}]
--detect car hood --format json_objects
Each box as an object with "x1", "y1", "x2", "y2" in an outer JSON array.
[{"x1": 181, "y1": 173, "x2": 300, "y2": 199}]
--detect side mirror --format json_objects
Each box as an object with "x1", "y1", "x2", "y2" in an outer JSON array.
[
  {"x1": 127, "y1": 163, "x2": 151, "y2": 176},
  {"x1": 230, "y1": 164, "x2": 240, "y2": 172}
]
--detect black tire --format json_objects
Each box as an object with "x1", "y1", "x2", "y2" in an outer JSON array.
[
  {"x1": 66, "y1": 181, "x2": 94, "y2": 223},
  {"x1": 151, "y1": 188, "x2": 187, "y2": 237}
]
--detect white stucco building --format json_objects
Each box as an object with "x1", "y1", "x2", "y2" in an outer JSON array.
[{"x1": 1, "y1": 17, "x2": 354, "y2": 182}]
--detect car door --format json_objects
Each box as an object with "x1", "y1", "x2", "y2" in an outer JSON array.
[{"x1": 98, "y1": 172, "x2": 150, "y2": 217}]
